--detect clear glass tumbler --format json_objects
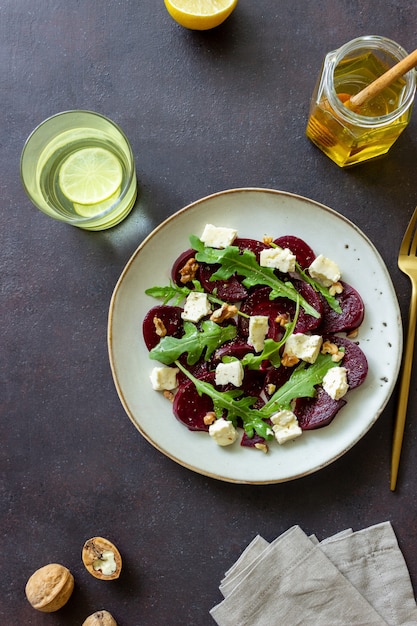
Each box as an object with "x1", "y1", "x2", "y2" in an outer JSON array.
[
  {"x1": 21, "y1": 110, "x2": 137, "y2": 230},
  {"x1": 306, "y1": 36, "x2": 416, "y2": 167}
]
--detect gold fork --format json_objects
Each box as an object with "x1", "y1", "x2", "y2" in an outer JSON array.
[{"x1": 391, "y1": 206, "x2": 417, "y2": 491}]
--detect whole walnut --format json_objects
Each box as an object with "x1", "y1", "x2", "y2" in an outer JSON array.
[
  {"x1": 82, "y1": 609, "x2": 118, "y2": 625},
  {"x1": 25, "y1": 563, "x2": 74, "y2": 612}
]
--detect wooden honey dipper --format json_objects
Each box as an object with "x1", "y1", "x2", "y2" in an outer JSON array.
[{"x1": 339, "y1": 47, "x2": 417, "y2": 111}]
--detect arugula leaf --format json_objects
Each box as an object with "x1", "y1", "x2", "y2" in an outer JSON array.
[
  {"x1": 149, "y1": 321, "x2": 237, "y2": 365},
  {"x1": 264, "y1": 352, "x2": 338, "y2": 412},
  {"x1": 145, "y1": 281, "x2": 201, "y2": 306},
  {"x1": 175, "y1": 360, "x2": 273, "y2": 440},
  {"x1": 190, "y1": 236, "x2": 320, "y2": 319}
]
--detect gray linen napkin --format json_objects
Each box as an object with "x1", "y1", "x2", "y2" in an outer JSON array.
[{"x1": 210, "y1": 522, "x2": 417, "y2": 626}]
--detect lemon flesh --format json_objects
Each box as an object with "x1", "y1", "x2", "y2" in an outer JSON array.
[
  {"x1": 59, "y1": 147, "x2": 123, "y2": 209},
  {"x1": 164, "y1": 0, "x2": 238, "y2": 30}
]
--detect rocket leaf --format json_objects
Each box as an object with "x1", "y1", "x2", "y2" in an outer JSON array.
[
  {"x1": 149, "y1": 320, "x2": 237, "y2": 365},
  {"x1": 264, "y1": 352, "x2": 338, "y2": 412}
]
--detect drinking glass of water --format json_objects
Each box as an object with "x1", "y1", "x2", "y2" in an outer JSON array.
[{"x1": 20, "y1": 110, "x2": 137, "y2": 230}]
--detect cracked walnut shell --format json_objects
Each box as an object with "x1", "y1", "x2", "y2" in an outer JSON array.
[
  {"x1": 82, "y1": 609, "x2": 118, "y2": 625},
  {"x1": 25, "y1": 563, "x2": 74, "y2": 612},
  {"x1": 82, "y1": 537, "x2": 122, "y2": 580}
]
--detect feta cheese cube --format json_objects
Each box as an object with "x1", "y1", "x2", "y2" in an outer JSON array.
[
  {"x1": 284, "y1": 333, "x2": 323, "y2": 364},
  {"x1": 215, "y1": 360, "x2": 244, "y2": 387},
  {"x1": 200, "y1": 224, "x2": 237, "y2": 249},
  {"x1": 248, "y1": 315, "x2": 269, "y2": 353},
  {"x1": 322, "y1": 366, "x2": 349, "y2": 400},
  {"x1": 209, "y1": 418, "x2": 238, "y2": 446},
  {"x1": 308, "y1": 254, "x2": 341, "y2": 287},
  {"x1": 150, "y1": 366, "x2": 179, "y2": 391},
  {"x1": 259, "y1": 247, "x2": 296, "y2": 273},
  {"x1": 181, "y1": 291, "x2": 212, "y2": 322},
  {"x1": 270, "y1": 410, "x2": 302, "y2": 445}
]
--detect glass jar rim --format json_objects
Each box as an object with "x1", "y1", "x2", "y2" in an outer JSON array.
[{"x1": 325, "y1": 35, "x2": 416, "y2": 127}]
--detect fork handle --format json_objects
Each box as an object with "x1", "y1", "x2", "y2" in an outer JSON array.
[{"x1": 390, "y1": 280, "x2": 417, "y2": 490}]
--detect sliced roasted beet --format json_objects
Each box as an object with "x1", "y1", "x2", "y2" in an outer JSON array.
[
  {"x1": 263, "y1": 365, "x2": 293, "y2": 398},
  {"x1": 143, "y1": 305, "x2": 184, "y2": 350},
  {"x1": 273, "y1": 235, "x2": 316, "y2": 268},
  {"x1": 171, "y1": 248, "x2": 199, "y2": 286},
  {"x1": 234, "y1": 237, "x2": 269, "y2": 259},
  {"x1": 199, "y1": 263, "x2": 248, "y2": 302},
  {"x1": 212, "y1": 339, "x2": 255, "y2": 364},
  {"x1": 324, "y1": 335, "x2": 368, "y2": 389},
  {"x1": 241, "y1": 431, "x2": 267, "y2": 448},
  {"x1": 294, "y1": 386, "x2": 347, "y2": 430},
  {"x1": 318, "y1": 282, "x2": 365, "y2": 334},
  {"x1": 240, "y1": 370, "x2": 267, "y2": 409},
  {"x1": 294, "y1": 280, "x2": 323, "y2": 332},
  {"x1": 172, "y1": 372, "x2": 215, "y2": 431},
  {"x1": 176, "y1": 354, "x2": 210, "y2": 387}
]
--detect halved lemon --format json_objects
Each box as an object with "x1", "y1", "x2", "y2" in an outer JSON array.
[
  {"x1": 164, "y1": 0, "x2": 238, "y2": 30},
  {"x1": 59, "y1": 147, "x2": 123, "y2": 208}
]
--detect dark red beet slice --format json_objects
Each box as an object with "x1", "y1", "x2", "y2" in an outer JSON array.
[
  {"x1": 273, "y1": 235, "x2": 316, "y2": 268},
  {"x1": 324, "y1": 335, "x2": 368, "y2": 389},
  {"x1": 143, "y1": 305, "x2": 184, "y2": 350},
  {"x1": 234, "y1": 237, "x2": 269, "y2": 259},
  {"x1": 294, "y1": 387, "x2": 347, "y2": 430},
  {"x1": 176, "y1": 354, "x2": 210, "y2": 387},
  {"x1": 171, "y1": 249, "x2": 199, "y2": 286},
  {"x1": 199, "y1": 263, "x2": 248, "y2": 302},
  {"x1": 318, "y1": 282, "x2": 365, "y2": 334},
  {"x1": 173, "y1": 372, "x2": 215, "y2": 431},
  {"x1": 263, "y1": 365, "x2": 293, "y2": 398},
  {"x1": 212, "y1": 339, "x2": 255, "y2": 364},
  {"x1": 241, "y1": 431, "x2": 268, "y2": 448}
]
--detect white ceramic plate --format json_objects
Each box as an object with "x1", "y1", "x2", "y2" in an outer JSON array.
[{"x1": 108, "y1": 188, "x2": 402, "y2": 484}]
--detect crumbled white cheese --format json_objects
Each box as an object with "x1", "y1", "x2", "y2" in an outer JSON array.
[
  {"x1": 209, "y1": 418, "x2": 238, "y2": 446},
  {"x1": 181, "y1": 291, "x2": 212, "y2": 322},
  {"x1": 200, "y1": 224, "x2": 237, "y2": 249},
  {"x1": 259, "y1": 247, "x2": 296, "y2": 273},
  {"x1": 215, "y1": 360, "x2": 244, "y2": 387},
  {"x1": 150, "y1": 366, "x2": 179, "y2": 391},
  {"x1": 284, "y1": 333, "x2": 323, "y2": 364},
  {"x1": 270, "y1": 410, "x2": 302, "y2": 445},
  {"x1": 322, "y1": 366, "x2": 349, "y2": 400},
  {"x1": 248, "y1": 315, "x2": 269, "y2": 352},
  {"x1": 308, "y1": 254, "x2": 341, "y2": 287}
]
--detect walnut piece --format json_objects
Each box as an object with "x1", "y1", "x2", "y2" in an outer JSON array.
[
  {"x1": 153, "y1": 316, "x2": 167, "y2": 337},
  {"x1": 25, "y1": 563, "x2": 74, "y2": 612},
  {"x1": 210, "y1": 304, "x2": 238, "y2": 323},
  {"x1": 82, "y1": 610, "x2": 118, "y2": 626},
  {"x1": 179, "y1": 257, "x2": 199, "y2": 283},
  {"x1": 82, "y1": 537, "x2": 122, "y2": 580}
]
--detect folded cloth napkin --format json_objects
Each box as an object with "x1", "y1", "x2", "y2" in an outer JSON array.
[{"x1": 210, "y1": 522, "x2": 417, "y2": 626}]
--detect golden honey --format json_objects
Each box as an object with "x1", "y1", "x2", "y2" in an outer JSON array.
[{"x1": 306, "y1": 36, "x2": 416, "y2": 167}]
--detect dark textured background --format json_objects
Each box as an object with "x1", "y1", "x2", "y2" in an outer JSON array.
[{"x1": 2, "y1": 1, "x2": 417, "y2": 624}]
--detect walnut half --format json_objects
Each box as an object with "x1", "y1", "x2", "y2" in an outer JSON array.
[{"x1": 82, "y1": 537, "x2": 122, "y2": 580}]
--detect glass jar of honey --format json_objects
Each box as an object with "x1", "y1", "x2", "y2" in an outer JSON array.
[{"x1": 306, "y1": 36, "x2": 416, "y2": 167}]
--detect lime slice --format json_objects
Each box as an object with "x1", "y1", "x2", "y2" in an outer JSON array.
[{"x1": 59, "y1": 147, "x2": 123, "y2": 206}]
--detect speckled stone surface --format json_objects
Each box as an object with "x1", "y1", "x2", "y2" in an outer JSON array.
[{"x1": 2, "y1": 1, "x2": 417, "y2": 624}]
